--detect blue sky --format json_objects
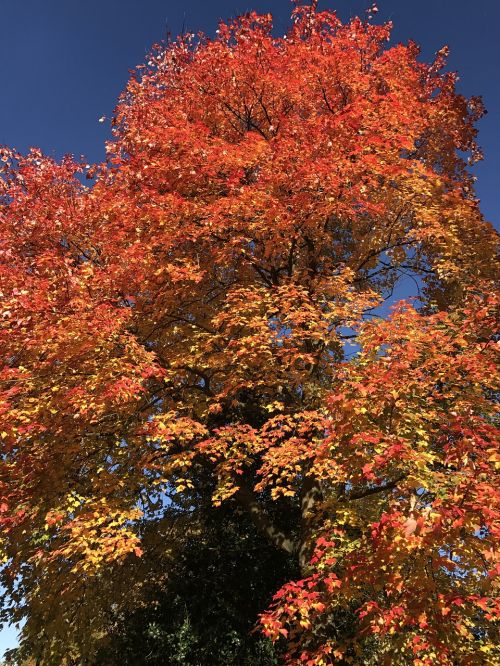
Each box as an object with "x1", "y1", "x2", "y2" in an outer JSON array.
[
  {"x1": 0, "y1": 0, "x2": 498, "y2": 223},
  {"x1": 0, "y1": 0, "x2": 498, "y2": 657}
]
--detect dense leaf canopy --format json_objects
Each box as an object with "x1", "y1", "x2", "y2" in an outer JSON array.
[{"x1": 0, "y1": 4, "x2": 498, "y2": 664}]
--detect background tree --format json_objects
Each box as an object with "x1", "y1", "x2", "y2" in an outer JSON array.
[
  {"x1": 93, "y1": 496, "x2": 293, "y2": 666},
  {"x1": 0, "y1": 3, "x2": 498, "y2": 664}
]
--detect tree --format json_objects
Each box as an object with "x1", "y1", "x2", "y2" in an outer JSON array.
[
  {"x1": 92, "y1": 494, "x2": 293, "y2": 666},
  {"x1": 0, "y1": 3, "x2": 498, "y2": 664}
]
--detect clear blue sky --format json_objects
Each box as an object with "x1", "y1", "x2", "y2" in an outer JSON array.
[
  {"x1": 0, "y1": 0, "x2": 498, "y2": 223},
  {"x1": 0, "y1": 0, "x2": 498, "y2": 657}
]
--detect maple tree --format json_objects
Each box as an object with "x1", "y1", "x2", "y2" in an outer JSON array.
[{"x1": 1, "y1": 3, "x2": 498, "y2": 664}]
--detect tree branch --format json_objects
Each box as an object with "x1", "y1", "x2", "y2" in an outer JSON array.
[
  {"x1": 298, "y1": 474, "x2": 323, "y2": 570},
  {"x1": 234, "y1": 480, "x2": 296, "y2": 555},
  {"x1": 345, "y1": 474, "x2": 407, "y2": 501}
]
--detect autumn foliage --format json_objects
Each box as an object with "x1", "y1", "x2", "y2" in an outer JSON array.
[{"x1": 0, "y1": 3, "x2": 498, "y2": 664}]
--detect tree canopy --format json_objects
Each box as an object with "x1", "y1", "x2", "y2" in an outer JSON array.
[{"x1": 0, "y1": 3, "x2": 498, "y2": 664}]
